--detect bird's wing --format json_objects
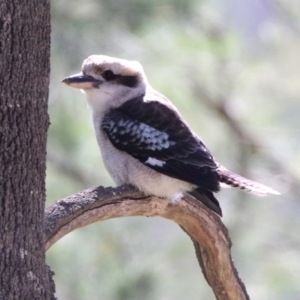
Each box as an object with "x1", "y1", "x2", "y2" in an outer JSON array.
[{"x1": 102, "y1": 93, "x2": 220, "y2": 192}]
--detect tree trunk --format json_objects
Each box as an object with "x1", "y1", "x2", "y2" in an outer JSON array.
[{"x1": 0, "y1": 1, "x2": 55, "y2": 299}]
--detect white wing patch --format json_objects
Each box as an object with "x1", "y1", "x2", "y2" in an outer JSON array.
[
  {"x1": 220, "y1": 182, "x2": 232, "y2": 189},
  {"x1": 146, "y1": 157, "x2": 165, "y2": 167}
]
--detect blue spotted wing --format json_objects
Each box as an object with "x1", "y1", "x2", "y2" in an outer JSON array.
[{"x1": 101, "y1": 92, "x2": 220, "y2": 193}]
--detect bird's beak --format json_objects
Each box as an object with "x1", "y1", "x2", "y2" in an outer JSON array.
[{"x1": 62, "y1": 73, "x2": 101, "y2": 89}]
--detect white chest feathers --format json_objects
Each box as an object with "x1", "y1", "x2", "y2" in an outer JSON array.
[{"x1": 93, "y1": 115, "x2": 195, "y2": 198}]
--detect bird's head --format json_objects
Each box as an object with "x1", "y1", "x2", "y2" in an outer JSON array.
[{"x1": 62, "y1": 55, "x2": 148, "y2": 113}]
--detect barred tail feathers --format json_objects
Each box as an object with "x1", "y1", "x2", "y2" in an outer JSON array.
[{"x1": 217, "y1": 167, "x2": 280, "y2": 196}]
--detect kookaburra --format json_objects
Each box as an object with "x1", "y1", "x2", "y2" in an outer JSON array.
[{"x1": 62, "y1": 55, "x2": 279, "y2": 216}]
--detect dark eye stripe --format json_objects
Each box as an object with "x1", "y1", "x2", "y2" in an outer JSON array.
[
  {"x1": 102, "y1": 70, "x2": 115, "y2": 81},
  {"x1": 102, "y1": 70, "x2": 139, "y2": 88},
  {"x1": 117, "y1": 75, "x2": 138, "y2": 88}
]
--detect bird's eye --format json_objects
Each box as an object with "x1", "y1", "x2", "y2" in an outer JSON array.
[{"x1": 102, "y1": 70, "x2": 115, "y2": 81}]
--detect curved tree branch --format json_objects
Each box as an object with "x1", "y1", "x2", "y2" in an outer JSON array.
[{"x1": 45, "y1": 185, "x2": 249, "y2": 300}]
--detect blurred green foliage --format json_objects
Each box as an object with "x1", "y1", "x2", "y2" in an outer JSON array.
[{"x1": 47, "y1": 0, "x2": 300, "y2": 299}]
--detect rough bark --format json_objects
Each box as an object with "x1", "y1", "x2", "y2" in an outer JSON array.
[
  {"x1": 0, "y1": 1, "x2": 55, "y2": 299},
  {"x1": 45, "y1": 185, "x2": 250, "y2": 300}
]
